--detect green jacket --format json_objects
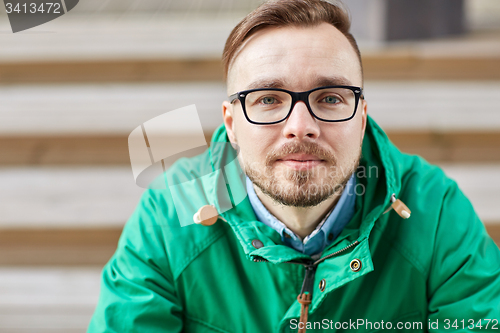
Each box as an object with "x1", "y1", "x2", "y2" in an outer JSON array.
[{"x1": 88, "y1": 117, "x2": 500, "y2": 332}]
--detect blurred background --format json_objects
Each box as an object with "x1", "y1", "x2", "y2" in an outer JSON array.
[{"x1": 0, "y1": 0, "x2": 499, "y2": 332}]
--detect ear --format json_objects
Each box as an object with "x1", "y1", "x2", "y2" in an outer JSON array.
[
  {"x1": 222, "y1": 101, "x2": 237, "y2": 144},
  {"x1": 360, "y1": 98, "x2": 368, "y2": 142}
]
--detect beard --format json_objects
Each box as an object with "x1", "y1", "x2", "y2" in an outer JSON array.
[{"x1": 243, "y1": 141, "x2": 360, "y2": 207}]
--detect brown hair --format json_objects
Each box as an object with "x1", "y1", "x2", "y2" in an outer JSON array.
[{"x1": 222, "y1": 0, "x2": 362, "y2": 80}]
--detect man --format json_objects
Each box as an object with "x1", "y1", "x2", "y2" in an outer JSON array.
[{"x1": 88, "y1": 0, "x2": 500, "y2": 332}]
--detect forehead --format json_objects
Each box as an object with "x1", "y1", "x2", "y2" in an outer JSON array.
[{"x1": 227, "y1": 23, "x2": 362, "y2": 92}]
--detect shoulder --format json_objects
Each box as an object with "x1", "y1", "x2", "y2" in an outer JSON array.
[
  {"x1": 374, "y1": 141, "x2": 494, "y2": 277},
  {"x1": 122, "y1": 148, "x2": 233, "y2": 280}
]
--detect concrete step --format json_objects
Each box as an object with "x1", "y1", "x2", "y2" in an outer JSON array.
[
  {"x1": 0, "y1": 167, "x2": 144, "y2": 229},
  {"x1": 0, "y1": 228, "x2": 121, "y2": 266},
  {"x1": 440, "y1": 164, "x2": 500, "y2": 223},
  {"x1": 0, "y1": 267, "x2": 100, "y2": 333},
  {"x1": 467, "y1": 0, "x2": 500, "y2": 30},
  {"x1": 3, "y1": 56, "x2": 499, "y2": 83},
  {"x1": 0, "y1": 82, "x2": 226, "y2": 136},
  {"x1": 0, "y1": 15, "x2": 236, "y2": 61},
  {"x1": 0, "y1": 15, "x2": 499, "y2": 83},
  {"x1": 365, "y1": 81, "x2": 500, "y2": 131}
]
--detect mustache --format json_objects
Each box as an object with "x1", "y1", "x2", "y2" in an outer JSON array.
[{"x1": 265, "y1": 141, "x2": 336, "y2": 166}]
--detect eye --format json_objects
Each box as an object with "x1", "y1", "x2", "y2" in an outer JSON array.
[
  {"x1": 321, "y1": 95, "x2": 340, "y2": 104},
  {"x1": 260, "y1": 96, "x2": 276, "y2": 105}
]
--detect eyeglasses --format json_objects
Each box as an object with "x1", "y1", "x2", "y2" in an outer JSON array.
[{"x1": 229, "y1": 85, "x2": 363, "y2": 125}]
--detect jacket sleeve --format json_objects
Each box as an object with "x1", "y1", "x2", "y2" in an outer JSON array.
[
  {"x1": 427, "y1": 181, "x2": 500, "y2": 331},
  {"x1": 87, "y1": 190, "x2": 183, "y2": 333}
]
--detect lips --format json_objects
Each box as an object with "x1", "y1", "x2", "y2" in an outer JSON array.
[
  {"x1": 265, "y1": 141, "x2": 334, "y2": 170},
  {"x1": 277, "y1": 154, "x2": 324, "y2": 170},
  {"x1": 278, "y1": 154, "x2": 322, "y2": 162}
]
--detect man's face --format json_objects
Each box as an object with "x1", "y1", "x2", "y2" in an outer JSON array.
[{"x1": 222, "y1": 23, "x2": 367, "y2": 207}]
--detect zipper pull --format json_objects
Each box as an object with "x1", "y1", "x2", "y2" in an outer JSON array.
[
  {"x1": 297, "y1": 265, "x2": 317, "y2": 333},
  {"x1": 297, "y1": 293, "x2": 312, "y2": 333},
  {"x1": 384, "y1": 194, "x2": 411, "y2": 219}
]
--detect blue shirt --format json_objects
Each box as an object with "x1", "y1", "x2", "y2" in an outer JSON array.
[{"x1": 246, "y1": 174, "x2": 356, "y2": 257}]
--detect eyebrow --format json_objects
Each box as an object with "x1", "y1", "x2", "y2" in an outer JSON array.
[
  {"x1": 246, "y1": 79, "x2": 287, "y2": 90},
  {"x1": 245, "y1": 76, "x2": 354, "y2": 91},
  {"x1": 312, "y1": 76, "x2": 353, "y2": 87}
]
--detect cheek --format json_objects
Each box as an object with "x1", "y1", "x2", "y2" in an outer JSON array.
[
  {"x1": 230, "y1": 111, "x2": 249, "y2": 146},
  {"x1": 234, "y1": 125, "x2": 276, "y2": 161},
  {"x1": 345, "y1": 115, "x2": 364, "y2": 144},
  {"x1": 323, "y1": 123, "x2": 363, "y2": 157},
  {"x1": 232, "y1": 122, "x2": 258, "y2": 154}
]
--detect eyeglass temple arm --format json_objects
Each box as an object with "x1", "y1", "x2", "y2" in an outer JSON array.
[{"x1": 228, "y1": 93, "x2": 239, "y2": 103}]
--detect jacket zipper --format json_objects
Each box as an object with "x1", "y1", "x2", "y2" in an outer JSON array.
[
  {"x1": 296, "y1": 241, "x2": 359, "y2": 333},
  {"x1": 297, "y1": 265, "x2": 316, "y2": 333},
  {"x1": 252, "y1": 240, "x2": 360, "y2": 333},
  {"x1": 312, "y1": 240, "x2": 359, "y2": 266},
  {"x1": 252, "y1": 240, "x2": 359, "y2": 265}
]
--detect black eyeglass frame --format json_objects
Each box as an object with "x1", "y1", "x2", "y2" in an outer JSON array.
[{"x1": 229, "y1": 85, "x2": 364, "y2": 125}]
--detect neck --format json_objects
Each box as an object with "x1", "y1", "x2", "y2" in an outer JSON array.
[{"x1": 253, "y1": 185, "x2": 341, "y2": 239}]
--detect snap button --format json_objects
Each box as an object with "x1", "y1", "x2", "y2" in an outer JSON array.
[
  {"x1": 319, "y1": 279, "x2": 326, "y2": 292},
  {"x1": 350, "y1": 259, "x2": 362, "y2": 272},
  {"x1": 193, "y1": 205, "x2": 218, "y2": 226},
  {"x1": 252, "y1": 239, "x2": 264, "y2": 249},
  {"x1": 327, "y1": 233, "x2": 334, "y2": 241}
]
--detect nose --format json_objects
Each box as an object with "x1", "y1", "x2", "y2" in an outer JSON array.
[{"x1": 282, "y1": 101, "x2": 320, "y2": 140}]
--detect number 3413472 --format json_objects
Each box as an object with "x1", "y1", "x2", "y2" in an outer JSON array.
[
  {"x1": 443, "y1": 319, "x2": 498, "y2": 330},
  {"x1": 5, "y1": 2, "x2": 62, "y2": 14}
]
